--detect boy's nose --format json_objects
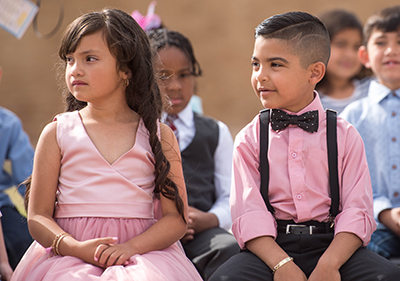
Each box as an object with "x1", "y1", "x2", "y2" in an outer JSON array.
[{"x1": 256, "y1": 71, "x2": 269, "y2": 82}]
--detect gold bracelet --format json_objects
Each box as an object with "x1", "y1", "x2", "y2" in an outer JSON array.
[
  {"x1": 272, "y1": 256, "x2": 293, "y2": 274},
  {"x1": 55, "y1": 233, "x2": 72, "y2": 256},
  {"x1": 51, "y1": 232, "x2": 67, "y2": 255}
]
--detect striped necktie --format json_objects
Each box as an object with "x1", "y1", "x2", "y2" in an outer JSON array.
[{"x1": 166, "y1": 114, "x2": 179, "y2": 143}]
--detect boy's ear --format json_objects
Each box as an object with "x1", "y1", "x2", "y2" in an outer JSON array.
[
  {"x1": 358, "y1": 46, "x2": 371, "y2": 68},
  {"x1": 308, "y1": 62, "x2": 325, "y2": 85}
]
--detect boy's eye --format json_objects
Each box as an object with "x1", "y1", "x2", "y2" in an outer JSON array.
[
  {"x1": 251, "y1": 61, "x2": 259, "y2": 68},
  {"x1": 271, "y1": 62, "x2": 281, "y2": 67}
]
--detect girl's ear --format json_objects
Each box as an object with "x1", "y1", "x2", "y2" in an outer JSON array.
[
  {"x1": 308, "y1": 62, "x2": 325, "y2": 85},
  {"x1": 358, "y1": 46, "x2": 371, "y2": 69}
]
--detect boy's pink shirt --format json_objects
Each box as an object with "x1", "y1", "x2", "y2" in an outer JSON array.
[{"x1": 230, "y1": 92, "x2": 376, "y2": 249}]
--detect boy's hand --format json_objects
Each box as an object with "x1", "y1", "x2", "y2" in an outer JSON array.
[
  {"x1": 308, "y1": 264, "x2": 340, "y2": 281},
  {"x1": 273, "y1": 261, "x2": 307, "y2": 281},
  {"x1": 0, "y1": 261, "x2": 13, "y2": 281},
  {"x1": 180, "y1": 207, "x2": 219, "y2": 244},
  {"x1": 379, "y1": 207, "x2": 400, "y2": 236}
]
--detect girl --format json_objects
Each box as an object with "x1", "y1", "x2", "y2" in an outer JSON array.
[
  {"x1": 11, "y1": 8, "x2": 202, "y2": 281},
  {"x1": 316, "y1": 9, "x2": 373, "y2": 113}
]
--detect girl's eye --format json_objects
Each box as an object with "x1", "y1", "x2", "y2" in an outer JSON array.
[
  {"x1": 375, "y1": 41, "x2": 386, "y2": 46},
  {"x1": 86, "y1": 56, "x2": 97, "y2": 62},
  {"x1": 66, "y1": 57, "x2": 74, "y2": 64},
  {"x1": 251, "y1": 62, "x2": 259, "y2": 68}
]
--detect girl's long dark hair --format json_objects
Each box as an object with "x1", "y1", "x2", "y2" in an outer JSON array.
[{"x1": 25, "y1": 8, "x2": 185, "y2": 222}]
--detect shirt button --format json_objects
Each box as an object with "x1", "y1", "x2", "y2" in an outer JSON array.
[
  {"x1": 296, "y1": 194, "x2": 302, "y2": 200},
  {"x1": 392, "y1": 137, "x2": 397, "y2": 142},
  {"x1": 392, "y1": 164, "x2": 397, "y2": 170},
  {"x1": 394, "y1": 192, "x2": 399, "y2": 197},
  {"x1": 291, "y1": 152, "x2": 297, "y2": 158},
  {"x1": 392, "y1": 112, "x2": 397, "y2": 117}
]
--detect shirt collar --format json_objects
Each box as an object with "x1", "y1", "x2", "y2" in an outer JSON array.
[
  {"x1": 368, "y1": 80, "x2": 396, "y2": 104},
  {"x1": 176, "y1": 103, "x2": 194, "y2": 127}
]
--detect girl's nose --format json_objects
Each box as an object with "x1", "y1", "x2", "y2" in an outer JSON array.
[{"x1": 69, "y1": 61, "x2": 83, "y2": 77}]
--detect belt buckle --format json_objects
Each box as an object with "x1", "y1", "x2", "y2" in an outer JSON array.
[{"x1": 286, "y1": 224, "x2": 316, "y2": 234}]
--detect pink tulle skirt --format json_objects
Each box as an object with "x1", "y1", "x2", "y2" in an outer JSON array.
[{"x1": 11, "y1": 217, "x2": 202, "y2": 281}]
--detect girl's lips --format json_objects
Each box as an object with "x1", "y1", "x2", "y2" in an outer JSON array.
[{"x1": 72, "y1": 80, "x2": 87, "y2": 86}]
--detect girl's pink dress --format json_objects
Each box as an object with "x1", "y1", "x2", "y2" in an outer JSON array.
[{"x1": 11, "y1": 111, "x2": 202, "y2": 281}]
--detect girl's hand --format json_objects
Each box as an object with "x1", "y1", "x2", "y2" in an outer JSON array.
[
  {"x1": 94, "y1": 239, "x2": 137, "y2": 268},
  {"x1": 0, "y1": 261, "x2": 13, "y2": 281},
  {"x1": 67, "y1": 237, "x2": 120, "y2": 267}
]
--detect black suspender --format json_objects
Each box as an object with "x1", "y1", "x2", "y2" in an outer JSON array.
[
  {"x1": 259, "y1": 108, "x2": 340, "y2": 222},
  {"x1": 259, "y1": 109, "x2": 274, "y2": 215}
]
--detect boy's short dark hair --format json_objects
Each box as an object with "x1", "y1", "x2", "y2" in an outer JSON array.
[
  {"x1": 255, "y1": 11, "x2": 330, "y2": 68},
  {"x1": 363, "y1": 6, "x2": 400, "y2": 46}
]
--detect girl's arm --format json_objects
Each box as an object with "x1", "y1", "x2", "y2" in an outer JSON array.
[
  {"x1": 28, "y1": 122, "x2": 116, "y2": 266},
  {"x1": 94, "y1": 123, "x2": 188, "y2": 266}
]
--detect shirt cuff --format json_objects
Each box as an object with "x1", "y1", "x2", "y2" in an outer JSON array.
[
  {"x1": 209, "y1": 207, "x2": 231, "y2": 230},
  {"x1": 335, "y1": 208, "x2": 377, "y2": 246},
  {"x1": 373, "y1": 196, "x2": 393, "y2": 221},
  {"x1": 232, "y1": 210, "x2": 276, "y2": 249}
]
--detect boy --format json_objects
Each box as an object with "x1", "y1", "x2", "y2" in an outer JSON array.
[
  {"x1": 148, "y1": 29, "x2": 240, "y2": 280},
  {"x1": 340, "y1": 6, "x2": 400, "y2": 259},
  {"x1": 0, "y1": 66, "x2": 34, "y2": 270},
  {"x1": 209, "y1": 11, "x2": 400, "y2": 281}
]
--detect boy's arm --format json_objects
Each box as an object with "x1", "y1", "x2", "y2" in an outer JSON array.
[
  {"x1": 208, "y1": 121, "x2": 233, "y2": 230},
  {"x1": 230, "y1": 118, "x2": 277, "y2": 248},
  {"x1": 333, "y1": 122, "x2": 376, "y2": 245},
  {"x1": 309, "y1": 232, "x2": 362, "y2": 281},
  {"x1": 7, "y1": 114, "x2": 34, "y2": 195},
  {"x1": 246, "y1": 236, "x2": 307, "y2": 280}
]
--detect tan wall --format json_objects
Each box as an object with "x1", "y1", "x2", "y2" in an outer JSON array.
[{"x1": 0, "y1": 0, "x2": 398, "y2": 146}]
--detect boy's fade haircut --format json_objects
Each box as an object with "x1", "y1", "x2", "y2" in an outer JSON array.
[
  {"x1": 255, "y1": 11, "x2": 330, "y2": 68},
  {"x1": 363, "y1": 5, "x2": 400, "y2": 46}
]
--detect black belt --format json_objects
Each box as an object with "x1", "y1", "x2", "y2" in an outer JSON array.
[{"x1": 277, "y1": 220, "x2": 334, "y2": 235}]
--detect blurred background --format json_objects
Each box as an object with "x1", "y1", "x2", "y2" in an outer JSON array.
[{"x1": 0, "y1": 0, "x2": 398, "y2": 146}]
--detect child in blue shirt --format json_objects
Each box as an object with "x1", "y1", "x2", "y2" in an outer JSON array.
[
  {"x1": 0, "y1": 66, "x2": 34, "y2": 271},
  {"x1": 341, "y1": 5, "x2": 400, "y2": 259}
]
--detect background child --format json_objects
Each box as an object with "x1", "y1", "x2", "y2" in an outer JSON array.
[
  {"x1": 340, "y1": 6, "x2": 400, "y2": 260},
  {"x1": 209, "y1": 11, "x2": 400, "y2": 281},
  {"x1": 0, "y1": 66, "x2": 34, "y2": 270},
  {"x1": 316, "y1": 9, "x2": 372, "y2": 113},
  {"x1": 10, "y1": 8, "x2": 202, "y2": 281},
  {"x1": 0, "y1": 211, "x2": 13, "y2": 280},
  {"x1": 148, "y1": 28, "x2": 240, "y2": 280}
]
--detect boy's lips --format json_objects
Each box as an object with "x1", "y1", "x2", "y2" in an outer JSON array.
[
  {"x1": 383, "y1": 60, "x2": 400, "y2": 66},
  {"x1": 168, "y1": 96, "x2": 182, "y2": 105}
]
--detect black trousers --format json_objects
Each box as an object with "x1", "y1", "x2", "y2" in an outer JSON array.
[
  {"x1": 209, "y1": 232, "x2": 400, "y2": 281},
  {"x1": 183, "y1": 227, "x2": 240, "y2": 280}
]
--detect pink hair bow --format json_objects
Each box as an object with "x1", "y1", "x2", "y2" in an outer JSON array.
[{"x1": 131, "y1": 1, "x2": 162, "y2": 32}]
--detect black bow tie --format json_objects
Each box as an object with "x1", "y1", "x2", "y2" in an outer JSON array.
[{"x1": 270, "y1": 109, "x2": 319, "y2": 133}]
